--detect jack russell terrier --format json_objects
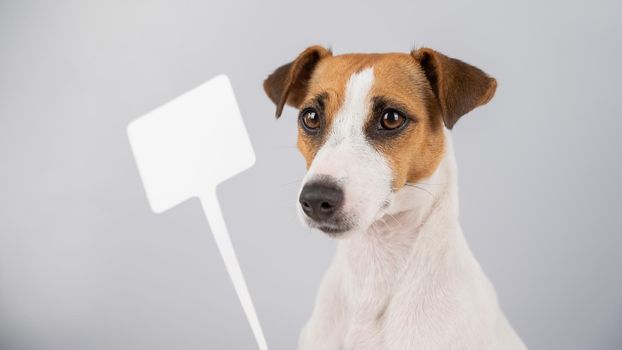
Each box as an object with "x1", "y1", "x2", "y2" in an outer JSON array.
[{"x1": 263, "y1": 46, "x2": 526, "y2": 350}]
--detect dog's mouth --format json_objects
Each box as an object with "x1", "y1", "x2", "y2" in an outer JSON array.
[
  {"x1": 316, "y1": 224, "x2": 349, "y2": 236},
  {"x1": 304, "y1": 215, "x2": 352, "y2": 236}
]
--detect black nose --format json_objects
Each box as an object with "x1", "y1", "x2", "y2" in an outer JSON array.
[{"x1": 299, "y1": 182, "x2": 344, "y2": 222}]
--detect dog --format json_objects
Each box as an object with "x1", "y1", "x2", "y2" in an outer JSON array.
[{"x1": 263, "y1": 46, "x2": 526, "y2": 350}]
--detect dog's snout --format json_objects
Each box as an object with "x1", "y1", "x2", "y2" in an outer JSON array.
[{"x1": 299, "y1": 182, "x2": 344, "y2": 222}]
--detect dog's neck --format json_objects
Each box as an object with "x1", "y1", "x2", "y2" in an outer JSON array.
[{"x1": 336, "y1": 131, "x2": 465, "y2": 301}]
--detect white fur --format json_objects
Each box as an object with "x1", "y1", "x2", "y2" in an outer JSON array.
[
  {"x1": 298, "y1": 68, "x2": 393, "y2": 234},
  {"x1": 297, "y1": 68, "x2": 526, "y2": 349}
]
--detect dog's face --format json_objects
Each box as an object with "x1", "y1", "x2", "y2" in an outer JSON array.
[{"x1": 264, "y1": 46, "x2": 496, "y2": 236}]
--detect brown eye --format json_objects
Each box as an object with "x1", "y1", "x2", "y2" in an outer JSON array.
[
  {"x1": 301, "y1": 109, "x2": 321, "y2": 131},
  {"x1": 380, "y1": 110, "x2": 406, "y2": 130}
]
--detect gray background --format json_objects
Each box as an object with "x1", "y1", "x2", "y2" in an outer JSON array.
[{"x1": 1, "y1": 0, "x2": 621, "y2": 349}]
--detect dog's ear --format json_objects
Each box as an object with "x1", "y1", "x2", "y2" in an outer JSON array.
[
  {"x1": 264, "y1": 45, "x2": 332, "y2": 118},
  {"x1": 412, "y1": 48, "x2": 497, "y2": 129}
]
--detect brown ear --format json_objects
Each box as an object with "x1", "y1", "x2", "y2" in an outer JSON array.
[
  {"x1": 412, "y1": 48, "x2": 497, "y2": 129},
  {"x1": 263, "y1": 45, "x2": 331, "y2": 118}
]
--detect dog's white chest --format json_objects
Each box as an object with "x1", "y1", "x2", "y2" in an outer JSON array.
[{"x1": 338, "y1": 229, "x2": 413, "y2": 348}]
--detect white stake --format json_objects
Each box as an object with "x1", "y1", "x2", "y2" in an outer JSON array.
[{"x1": 127, "y1": 75, "x2": 268, "y2": 350}]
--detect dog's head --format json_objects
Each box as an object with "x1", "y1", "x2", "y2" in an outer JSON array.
[{"x1": 264, "y1": 46, "x2": 496, "y2": 237}]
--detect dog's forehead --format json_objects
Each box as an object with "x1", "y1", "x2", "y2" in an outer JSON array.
[{"x1": 305, "y1": 53, "x2": 429, "y2": 109}]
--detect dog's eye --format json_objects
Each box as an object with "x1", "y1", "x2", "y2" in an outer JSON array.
[
  {"x1": 380, "y1": 110, "x2": 406, "y2": 130},
  {"x1": 301, "y1": 109, "x2": 321, "y2": 131}
]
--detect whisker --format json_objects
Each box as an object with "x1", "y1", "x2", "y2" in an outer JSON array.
[
  {"x1": 405, "y1": 181, "x2": 442, "y2": 186},
  {"x1": 415, "y1": 182, "x2": 442, "y2": 186},
  {"x1": 404, "y1": 183, "x2": 433, "y2": 196},
  {"x1": 387, "y1": 213, "x2": 403, "y2": 228}
]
